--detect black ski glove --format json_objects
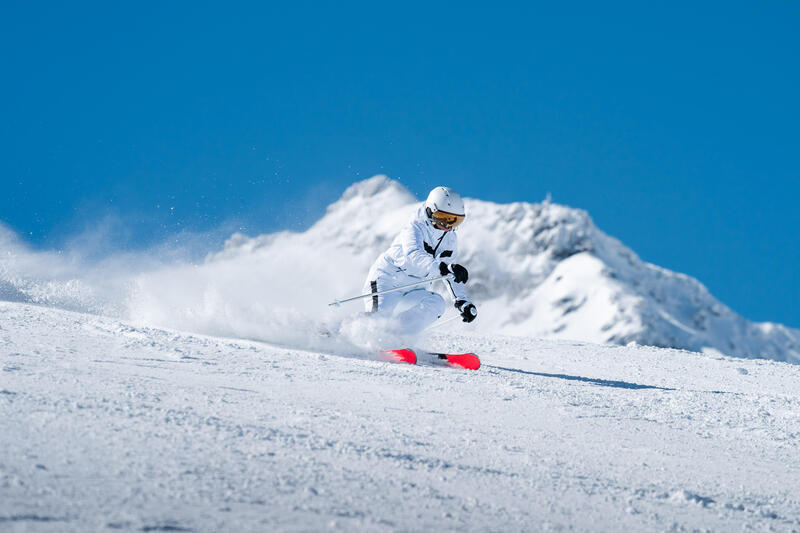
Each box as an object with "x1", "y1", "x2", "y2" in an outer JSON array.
[
  {"x1": 439, "y1": 262, "x2": 469, "y2": 284},
  {"x1": 455, "y1": 300, "x2": 477, "y2": 323}
]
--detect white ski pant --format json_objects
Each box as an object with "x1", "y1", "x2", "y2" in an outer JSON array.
[{"x1": 363, "y1": 269, "x2": 446, "y2": 335}]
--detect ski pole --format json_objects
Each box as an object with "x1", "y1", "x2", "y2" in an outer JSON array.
[
  {"x1": 328, "y1": 275, "x2": 450, "y2": 307},
  {"x1": 425, "y1": 313, "x2": 462, "y2": 331}
]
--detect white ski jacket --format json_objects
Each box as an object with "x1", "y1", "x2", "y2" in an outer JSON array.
[{"x1": 367, "y1": 206, "x2": 469, "y2": 302}]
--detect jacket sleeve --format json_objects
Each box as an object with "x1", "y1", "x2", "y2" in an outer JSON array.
[{"x1": 398, "y1": 222, "x2": 437, "y2": 278}]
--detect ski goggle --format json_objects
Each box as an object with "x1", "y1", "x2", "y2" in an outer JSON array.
[{"x1": 430, "y1": 210, "x2": 465, "y2": 229}]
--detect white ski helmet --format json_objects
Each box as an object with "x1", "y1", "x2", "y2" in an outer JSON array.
[{"x1": 425, "y1": 186, "x2": 465, "y2": 229}]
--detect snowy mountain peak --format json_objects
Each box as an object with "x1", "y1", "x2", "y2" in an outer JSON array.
[
  {"x1": 203, "y1": 176, "x2": 800, "y2": 363},
  {"x1": 325, "y1": 175, "x2": 416, "y2": 215},
  {"x1": 465, "y1": 199, "x2": 598, "y2": 261}
]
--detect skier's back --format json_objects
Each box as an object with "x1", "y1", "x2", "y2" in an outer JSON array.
[{"x1": 363, "y1": 186, "x2": 477, "y2": 334}]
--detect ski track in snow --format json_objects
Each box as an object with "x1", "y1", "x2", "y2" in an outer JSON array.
[{"x1": 1, "y1": 301, "x2": 800, "y2": 532}]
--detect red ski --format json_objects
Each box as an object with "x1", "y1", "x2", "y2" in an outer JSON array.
[
  {"x1": 380, "y1": 349, "x2": 418, "y2": 365},
  {"x1": 430, "y1": 352, "x2": 481, "y2": 370},
  {"x1": 380, "y1": 349, "x2": 480, "y2": 370}
]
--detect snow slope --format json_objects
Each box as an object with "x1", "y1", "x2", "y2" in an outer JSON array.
[{"x1": 2, "y1": 301, "x2": 800, "y2": 531}]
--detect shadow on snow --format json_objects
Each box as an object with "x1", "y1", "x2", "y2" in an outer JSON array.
[{"x1": 486, "y1": 365, "x2": 675, "y2": 391}]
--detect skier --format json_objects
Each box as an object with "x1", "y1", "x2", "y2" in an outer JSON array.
[{"x1": 363, "y1": 186, "x2": 477, "y2": 335}]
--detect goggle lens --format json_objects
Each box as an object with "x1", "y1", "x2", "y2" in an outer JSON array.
[{"x1": 431, "y1": 210, "x2": 465, "y2": 229}]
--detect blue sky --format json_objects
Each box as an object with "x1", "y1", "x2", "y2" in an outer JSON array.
[{"x1": 2, "y1": 2, "x2": 799, "y2": 326}]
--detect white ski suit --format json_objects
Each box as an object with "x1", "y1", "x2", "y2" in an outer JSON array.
[{"x1": 363, "y1": 206, "x2": 469, "y2": 334}]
